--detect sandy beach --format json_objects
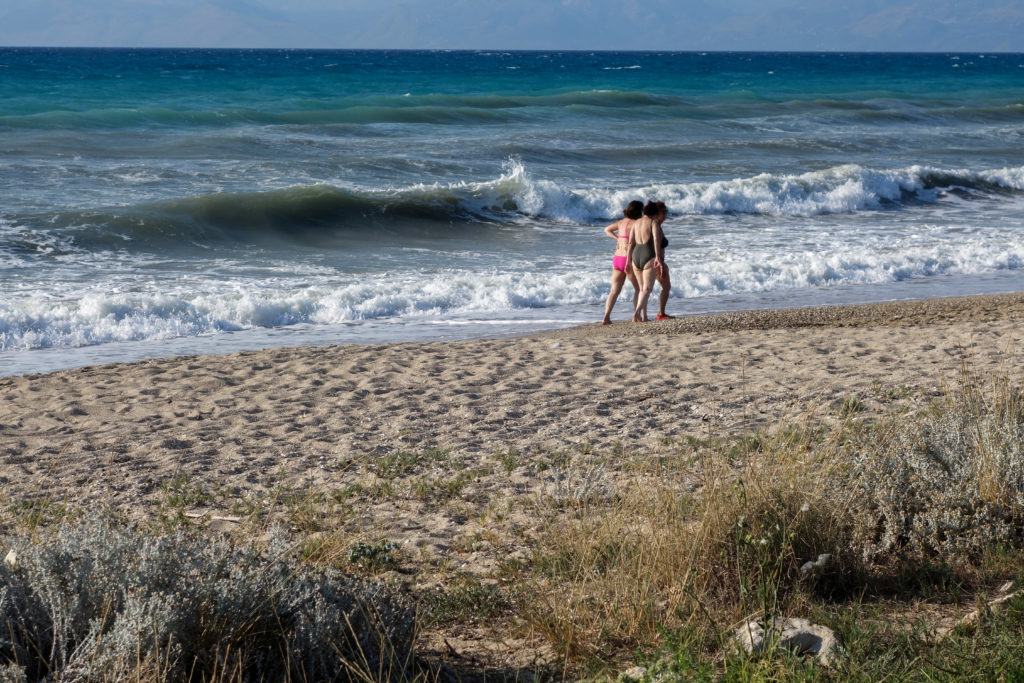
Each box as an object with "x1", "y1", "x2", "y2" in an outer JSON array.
[{"x1": 0, "y1": 292, "x2": 1020, "y2": 520}]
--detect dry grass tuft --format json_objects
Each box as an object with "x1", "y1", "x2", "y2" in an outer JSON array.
[
  {"x1": 836, "y1": 364, "x2": 1024, "y2": 565},
  {"x1": 517, "y1": 366, "x2": 1024, "y2": 673},
  {"x1": 0, "y1": 514, "x2": 416, "y2": 682}
]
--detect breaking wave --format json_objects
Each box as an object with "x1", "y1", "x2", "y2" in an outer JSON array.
[{"x1": 5, "y1": 161, "x2": 1024, "y2": 254}]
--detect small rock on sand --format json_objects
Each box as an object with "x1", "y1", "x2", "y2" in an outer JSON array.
[{"x1": 733, "y1": 617, "x2": 843, "y2": 666}]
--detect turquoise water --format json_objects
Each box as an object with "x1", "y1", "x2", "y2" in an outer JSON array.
[{"x1": 2, "y1": 49, "x2": 1023, "y2": 374}]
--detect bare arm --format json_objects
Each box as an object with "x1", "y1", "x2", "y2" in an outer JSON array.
[
  {"x1": 604, "y1": 220, "x2": 622, "y2": 240},
  {"x1": 653, "y1": 221, "x2": 665, "y2": 266}
]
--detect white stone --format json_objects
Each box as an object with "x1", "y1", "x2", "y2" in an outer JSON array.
[
  {"x1": 799, "y1": 553, "x2": 831, "y2": 580},
  {"x1": 3, "y1": 549, "x2": 15, "y2": 568},
  {"x1": 733, "y1": 617, "x2": 843, "y2": 666},
  {"x1": 617, "y1": 666, "x2": 647, "y2": 682}
]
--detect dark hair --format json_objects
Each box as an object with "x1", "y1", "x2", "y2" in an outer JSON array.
[
  {"x1": 643, "y1": 200, "x2": 667, "y2": 218},
  {"x1": 623, "y1": 200, "x2": 644, "y2": 220}
]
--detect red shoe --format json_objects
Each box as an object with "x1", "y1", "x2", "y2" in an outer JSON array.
[{"x1": 656, "y1": 314, "x2": 673, "y2": 320}]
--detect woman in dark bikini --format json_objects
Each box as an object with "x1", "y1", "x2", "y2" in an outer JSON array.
[
  {"x1": 601, "y1": 200, "x2": 643, "y2": 325},
  {"x1": 644, "y1": 200, "x2": 672, "y2": 320},
  {"x1": 630, "y1": 202, "x2": 665, "y2": 322}
]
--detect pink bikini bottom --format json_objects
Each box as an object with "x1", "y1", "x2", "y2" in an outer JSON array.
[{"x1": 612, "y1": 255, "x2": 628, "y2": 272}]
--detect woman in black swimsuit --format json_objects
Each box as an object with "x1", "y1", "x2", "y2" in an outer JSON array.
[
  {"x1": 630, "y1": 203, "x2": 665, "y2": 322},
  {"x1": 644, "y1": 200, "x2": 672, "y2": 320}
]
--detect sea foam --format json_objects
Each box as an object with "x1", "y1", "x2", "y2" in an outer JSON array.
[
  {"x1": 508, "y1": 161, "x2": 1024, "y2": 221},
  {"x1": 3, "y1": 231, "x2": 1024, "y2": 352}
]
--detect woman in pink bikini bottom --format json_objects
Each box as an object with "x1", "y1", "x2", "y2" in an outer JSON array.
[{"x1": 601, "y1": 200, "x2": 643, "y2": 324}]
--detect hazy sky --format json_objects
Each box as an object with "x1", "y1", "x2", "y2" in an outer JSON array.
[{"x1": 1, "y1": 0, "x2": 1022, "y2": 51}]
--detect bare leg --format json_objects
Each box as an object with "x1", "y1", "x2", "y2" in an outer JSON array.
[
  {"x1": 627, "y1": 266, "x2": 640, "y2": 313},
  {"x1": 657, "y1": 263, "x2": 671, "y2": 318},
  {"x1": 633, "y1": 267, "x2": 657, "y2": 322},
  {"x1": 602, "y1": 269, "x2": 627, "y2": 324}
]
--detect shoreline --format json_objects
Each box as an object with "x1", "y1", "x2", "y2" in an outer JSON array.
[
  {"x1": 6, "y1": 277, "x2": 1024, "y2": 379},
  {"x1": 7, "y1": 290, "x2": 1024, "y2": 382}
]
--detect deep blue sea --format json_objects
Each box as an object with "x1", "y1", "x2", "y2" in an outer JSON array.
[{"x1": 2, "y1": 49, "x2": 1023, "y2": 375}]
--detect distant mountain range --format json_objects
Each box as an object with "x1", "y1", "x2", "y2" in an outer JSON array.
[{"x1": 1, "y1": 0, "x2": 1021, "y2": 51}]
